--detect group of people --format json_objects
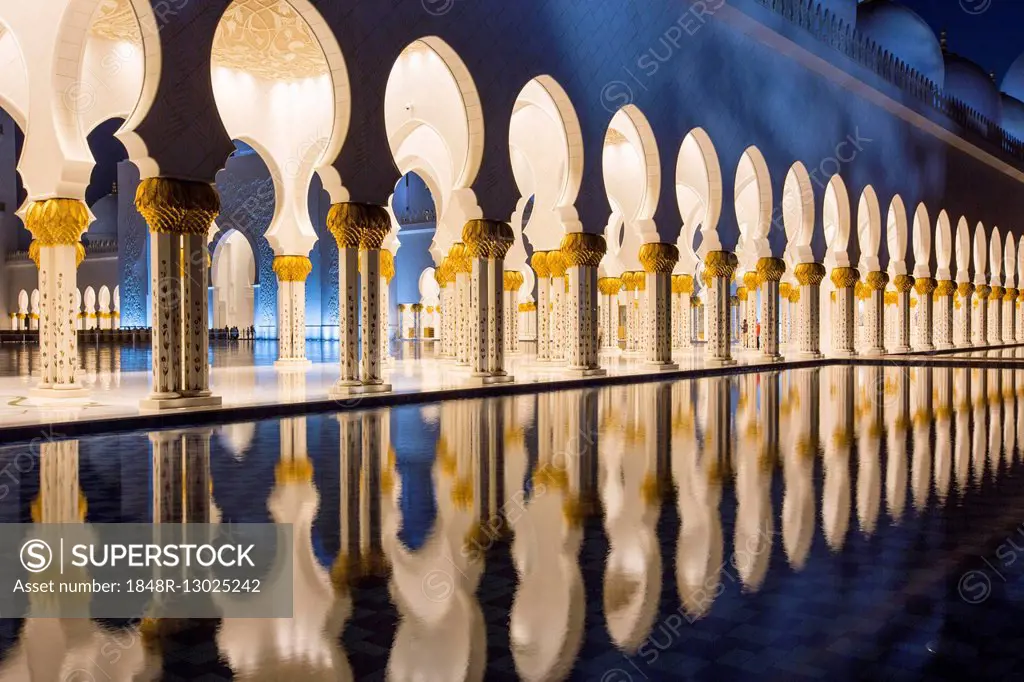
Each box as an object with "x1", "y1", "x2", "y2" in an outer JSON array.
[
  {"x1": 741, "y1": 319, "x2": 762, "y2": 350},
  {"x1": 211, "y1": 326, "x2": 256, "y2": 340}
]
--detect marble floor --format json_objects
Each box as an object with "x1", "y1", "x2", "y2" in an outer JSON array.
[{"x1": 0, "y1": 339, "x2": 1022, "y2": 431}]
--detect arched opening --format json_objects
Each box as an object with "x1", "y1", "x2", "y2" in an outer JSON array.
[
  {"x1": 955, "y1": 217, "x2": 971, "y2": 283},
  {"x1": 389, "y1": 171, "x2": 439, "y2": 343},
  {"x1": 821, "y1": 175, "x2": 851, "y2": 353},
  {"x1": 884, "y1": 196, "x2": 908, "y2": 350},
  {"x1": 911, "y1": 203, "x2": 932, "y2": 279},
  {"x1": 935, "y1": 210, "x2": 952, "y2": 281},
  {"x1": 511, "y1": 76, "x2": 583, "y2": 259},
  {"x1": 973, "y1": 223, "x2": 988, "y2": 285},
  {"x1": 734, "y1": 146, "x2": 772, "y2": 350},
  {"x1": 856, "y1": 187, "x2": 881, "y2": 350},
  {"x1": 602, "y1": 105, "x2": 661, "y2": 274},
  {"x1": 386, "y1": 37, "x2": 483, "y2": 264},
  {"x1": 782, "y1": 163, "x2": 814, "y2": 271},
  {"x1": 1004, "y1": 234, "x2": 1016, "y2": 290},
  {"x1": 211, "y1": 229, "x2": 257, "y2": 331},
  {"x1": 0, "y1": 101, "x2": 27, "y2": 327},
  {"x1": 675, "y1": 128, "x2": 723, "y2": 274}
]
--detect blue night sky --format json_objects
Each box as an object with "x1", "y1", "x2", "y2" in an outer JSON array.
[{"x1": 895, "y1": 0, "x2": 1024, "y2": 82}]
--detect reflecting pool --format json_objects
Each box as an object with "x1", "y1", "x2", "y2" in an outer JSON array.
[{"x1": 1, "y1": 364, "x2": 1024, "y2": 680}]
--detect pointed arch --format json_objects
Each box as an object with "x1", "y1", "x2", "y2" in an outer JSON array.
[
  {"x1": 675, "y1": 127, "x2": 723, "y2": 270},
  {"x1": 934, "y1": 210, "x2": 952, "y2": 280},
  {"x1": 782, "y1": 162, "x2": 814, "y2": 271},
  {"x1": 1004, "y1": 234, "x2": 1016, "y2": 288},
  {"x1": 954, "y1": 217, "x2": 971, "y2": 283},
  {"x1": 886, "y1": 195, "x2": 909, "y2": 276},
  {"x1": 734, "y1": 146, "x2": 773, "y2": 271},
  {"x1": 989, "y1": 226, "x2": 1002, "y2": 286},
  {"x1": 973, "y1": 222, "x2": 988, "y2": 285},
  {"x1": 911, "y1": 203, "x2": 931, "y2": 278},
  {"x1": 603, "y1": 105, "x2": 661, "y2": 249},
  {"x1": 823, "y1": 175, "x2": 851, "y2": 269},
  {"x1": 856, "y1": 186, "x2": 882, "y2": 273}
]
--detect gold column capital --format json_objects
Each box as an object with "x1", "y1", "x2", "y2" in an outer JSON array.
[
  {"x1": 830, "y1": 267, "x2": 860, "y2": 289},
  {"x1": 884, "y1": 291, "x2": 897, "y2": 305},
  {"x1": 755, "y1": 257, "x2": 786, "y2": 284},
  {"x1": 530, "y1": 251, "x2": 550, "y2": 277},
  {"x1": 380, "y1": 249, "x2": 396, "y2": 283},
  {"x1": 273, "y1": 255, "x2": 313, "y2": 282},
  {"x1": 449, "y1": 242, "x2": 472, "y2": 274},
  {"x1": 990, "y1": 285, "x2": 1005, "y2": 300},
  {"x1": 135, "y1": 178, "x2": 219, "y2": 235},
  {"x1": 913, "y1": 277, "x2": 937, "y2": 295},
  {"x1": 560, "y1": 232, "x2": 607, "y2": 268},
  {"x1": 865, "y1": 271, "x2": 889, "y2": 291},
  {"x1": 737, "y1": 286, "x2": 749, "y2": 302},
  {"x1": 975, "y1": 285, "x2": 992, "y2": 300},
  {"x1": 742, "y1": 270, "x2": 759, "y2": 289},
  {"x1": 504, "y1": 270, "x2": 525, "y2": 290},
  {"x1": 1004, "y1": 287, "x2": 1018, "y2": 301},
  {"x1": 893, "y1": 274, "x2": 915, "y2": 293},
  {"x1": 463, "y1": 219, "x2": 514, "y2": 259},
  {"x1": 326, "y1": 202, "x2": 390, "y2": 249},
  {"x1": 957, "y1": 282, "x2": 974, "y2": 297},
  {"x1": 794, "y1": 262, "x2": 826, "y2": 286},
  {"x1": 25, "y1": 198, "x2": 90, "y2": 245},
  {"x1": 546, "y1": 250, "x2": 568, "y2": 277},
  {"x1": 671, "y1": 274, "x2": 695, "y2": 294},
  {"x1": 700, "y1": 251, "x2": 738, "y2": 285},
  {"x1": 639, "y1": 242, "x2": 679, "y2": 274},
  {"x1": 934, "y1": 279, "x2": 956, "y2": 296},
  {"x1": 599, "y1": 277, "x2": 623, "y2": 296},
  {"x1": 779, "y1": 282, "x2": 792, "y2": 297}
]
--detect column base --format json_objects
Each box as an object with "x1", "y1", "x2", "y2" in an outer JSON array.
[
  {"x1": 274, "y1": 358, "x2": 312, "y2": 370},
  {"x1": 861, "y1": 348, "x2": 886, "y2": 357},
  {"x1": 761, "y1": 354, "x2": 785, "y2": 363},
  {"x1": 464, "y1": 374, "x2": 515, "y2": 387},
  {"x1": 29, "y1": 385, "x2": 91, "y2": 401},
  {"x1": 914, "y1": 344, "x2": 936, "y2": 352},
  {"x1": 888, "y1": 345, "x2": 912, "y2": 354},
  {"x1": 797, "y1": 352, "x2": 824, "y2": 360},
  {"x1": 565, "y1": 367, "x2": 607, "y2": 378},
  {"x1": 139, "y1": 394, "x2": 222, "y2": 411},
  {"x1": 831, "y1": 350, "x2": 857, "y2": 358},
  {"x1": 644, "y1": 361, "x2": 679, "y2": 372},
  {"x1": 936, "y1": 342, "x2": 954, "y2": 350},
  {"x1": 704, "y1": 357, "x2": 738, "y2": 367},
  {"x1": 354, "y1": 382, "x2": 392, "y2": 394},
  {"x1": 329, "y1": 379, "x2": 362, "y2": 397}
]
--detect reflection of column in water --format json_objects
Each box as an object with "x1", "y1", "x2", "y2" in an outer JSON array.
[
  {"x1": 856, "y1": 365, "x2": 882, "y2": 537},
  {"x1": 1002, "y1": 368, "x2": 1016, "y2": 467},
  {"x1": 509, "y1": 394, "x2": 584, "y2": 682},
  {"x1": 933, "y1": 367, "x2": 954, "y2": 504},
  {"x1": 885, "y1": 367, "x2": 909, "y2": 523},
  {"x1": 1017, "y1": 371, "x2": 1024, "y2": 464},
  {"x1": 674, "y1": 378, "x2": 724, "y2": 619},
  {"x1": 953, "y1": 367, "x2": 972, "y2": 498},
  {"x1": 987, "y1": 368, "x2": 1002, "y2": 478},
  {"x1": 733, "y1": 374, "x2": 773, "y2": 590},
  {"x1": 822, "y1": 367, "x2": 852, "y2": 551},
  {"x1": 599, "y1": 384, "x2": 663, "y2": 653},
  {"x1": 910, "y1": 367, "x2": 932, "y2": 512},
  {"x1": 782, "y1": 371, "x2": 814, "y2": 570},
  {"x1": 337, "y1": 414, "x2": 361, "y2": 579},
  {"x1": 971, "y1": 368, "x2": 987, "y2": 486}
]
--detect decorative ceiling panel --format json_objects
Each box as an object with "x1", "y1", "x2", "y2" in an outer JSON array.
[{"x1": 213, "y1": 0, "x2": 328, "y2": 81}]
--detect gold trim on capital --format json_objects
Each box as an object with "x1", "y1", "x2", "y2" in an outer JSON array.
[
  {"x1": 272, "y1": 255, "x2": 313, "y2": 282},
  {"x1": 866, "y1": 271, "x2": 889, "y2": 291},
  {"x1": 639, "y1": 242, "x2": 680, "y2": 274},
  {"x1": 504, "y1": 270, "x2": 525, "y2": 290},
  {"x1": 913, "y1": 277, "x2": 937, "y2": 295},
  {"x1": 701, "y1": 251, "x2": 738, "y2": 284},
  {"x1": 531, "y1": 251, "x2": 550, "y2": 278},
  {"x1": 25, "y1": 199, "x2": 90, "y2": 245},
  {"x1": 830, "y1": 267, "x2": 859, "y2": 289},
  {"x1": 546, "y1": 251, "x2": 568, "y2": 277},
  {"x1": 599, "y1": 277, "x2": 623, "y2": 296},
  {"x1": 990, "y1": 286, "x2": 1005, "y2": 300},
  {"x1": 463, "y1": 219, "x2": 514, "y2": 259},
  {"x1": 755, "y1": 257, "x2": 786, "y2": 284},
  {"x1": 957, "y1": 282, "x2": 975, "y2": 297},
  {"x1": 135, "y1": 179, "x2": 220, "y2": 235},
  {"x1": 560, "y1": 232, "x2": 607, "y2": 268},
  {"x1": 893, "y1": 274, "x2": 915, "y2": 293},
  {"x1": 976, "y1": 285, "x2": 992, "y2": 300},
  {"x1": 1004, "y1": 287, "x2": 1018, "y2": 302},
  {"x1": 794, "y1": 262, "x2": 826, "y2": 286},
  {"x1": 935, "y1": 279, "x2": 956, "y2": 296},
  {"x1": 326, "y1": 202, "x2": 387, "y2": 249},
  {"x1": 779, "y1": 282, "x2": 792, "y2": 297},
  {"x1": 449, "y1": 242, "x2": 472, "y2": 274},
  {"x1": 380, "y1": 249, "x2": 396, "y2": 283},
  {"x1": 743, "y1": 271, "x2": 758, "y2": 289},
  {"x1": 737, "y1": 286, "x2": 748, "y2": 302},
  {"x1": 672, "y1": 274, "x2": 695, "y2": 294}
]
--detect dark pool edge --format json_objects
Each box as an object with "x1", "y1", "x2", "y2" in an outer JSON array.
[{"x1": 8, "y1": 345, "x2": 1024, "y2": 443}]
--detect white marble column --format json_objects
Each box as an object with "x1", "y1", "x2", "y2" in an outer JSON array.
[
  {"x1": 975, "y1": 285, "x2": 991, "y2": 346},
  {"x1": 532, "y1": 252, "x2": 552, "y2": 362},
  {"x1": 640, "y1": 243, "x2": 679, "y2": 370},
  {"x1": 453, "y1": 243, "x2": 472, "y2": 366},
  {"x1": 675, "y1": 275, "x2": 695, "y2": 350},
  {"x1": 503, "y1": 271, "x2": 524, "y2": 354},
  {"x1": 624, "y1": 272, "x2": 642, "y2": 354},
  {"x1": 913, "y1": 277, "x2": 936, "y2": 351},
  {"x1": 830, "y1": 267, "x2": 859, "y2": 357},
  {"x1": 862, "y1": 272, "x2": 888, "y2": 356},
  {"x1": 934, "y1": 280, "x2": 955, "y2": 350},
  {"x1": 135, "y1": 179, "x2": 221, "y2": 409},
  {"x1": 702, "y1": 251, "x2": 739, "y2": 365},
  {"x1": 956, "y1": 283, "x2": 973, "y2": 347},
  {"x1": 598, "y1": 277, "x2": 622, "y2": 351},
  {"x1": 380, "y1": 249, "x2": 395, "y2": 364},
  {"x1": 758, "y1": 258, "x2": 786, "y2": 361},
  {"x1": 24, "y1": 203, "x2": 89, "y2": 399},
  {"x1": 327, "y1": 205, "x2": 362, "y2": 391},
  {"x1": 892, "y1": 275, "x2": 914, "y2": 353},
  {"x1": 794, "y1": 263, "x2": 826, "y2": 358},
  {"x1": 360, "y1": 235, "x2": 390, "y2": 392},
  {"x1": 1002, "y1": 287, "x2": 1016, "y2": 343},
  {"x1": 549, "y1": 254, "x2": 567, "y2": 362},
  {"x1": 1017, "y1": 289, "x2": 1024, "y2": 343},
  {"x1": 273, "y1": 255, "x2": 312, "y2": 368},
  {"x1": 468, "y1": 247, "x2": 490, "y2": 379},
  {"x1": 743, "y1": 271, "x2": 758, "y2": 350},
  {"x1": 988, "y1": 285, "x2": 1004, "y2": 344},
  {"x1": 563, "y1": 233, "x2": 607, "y2": 376}
]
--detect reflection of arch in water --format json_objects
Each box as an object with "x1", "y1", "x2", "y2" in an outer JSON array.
[{"x1": 211, "y1": 229, "x2": 257, "y2": 329}]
